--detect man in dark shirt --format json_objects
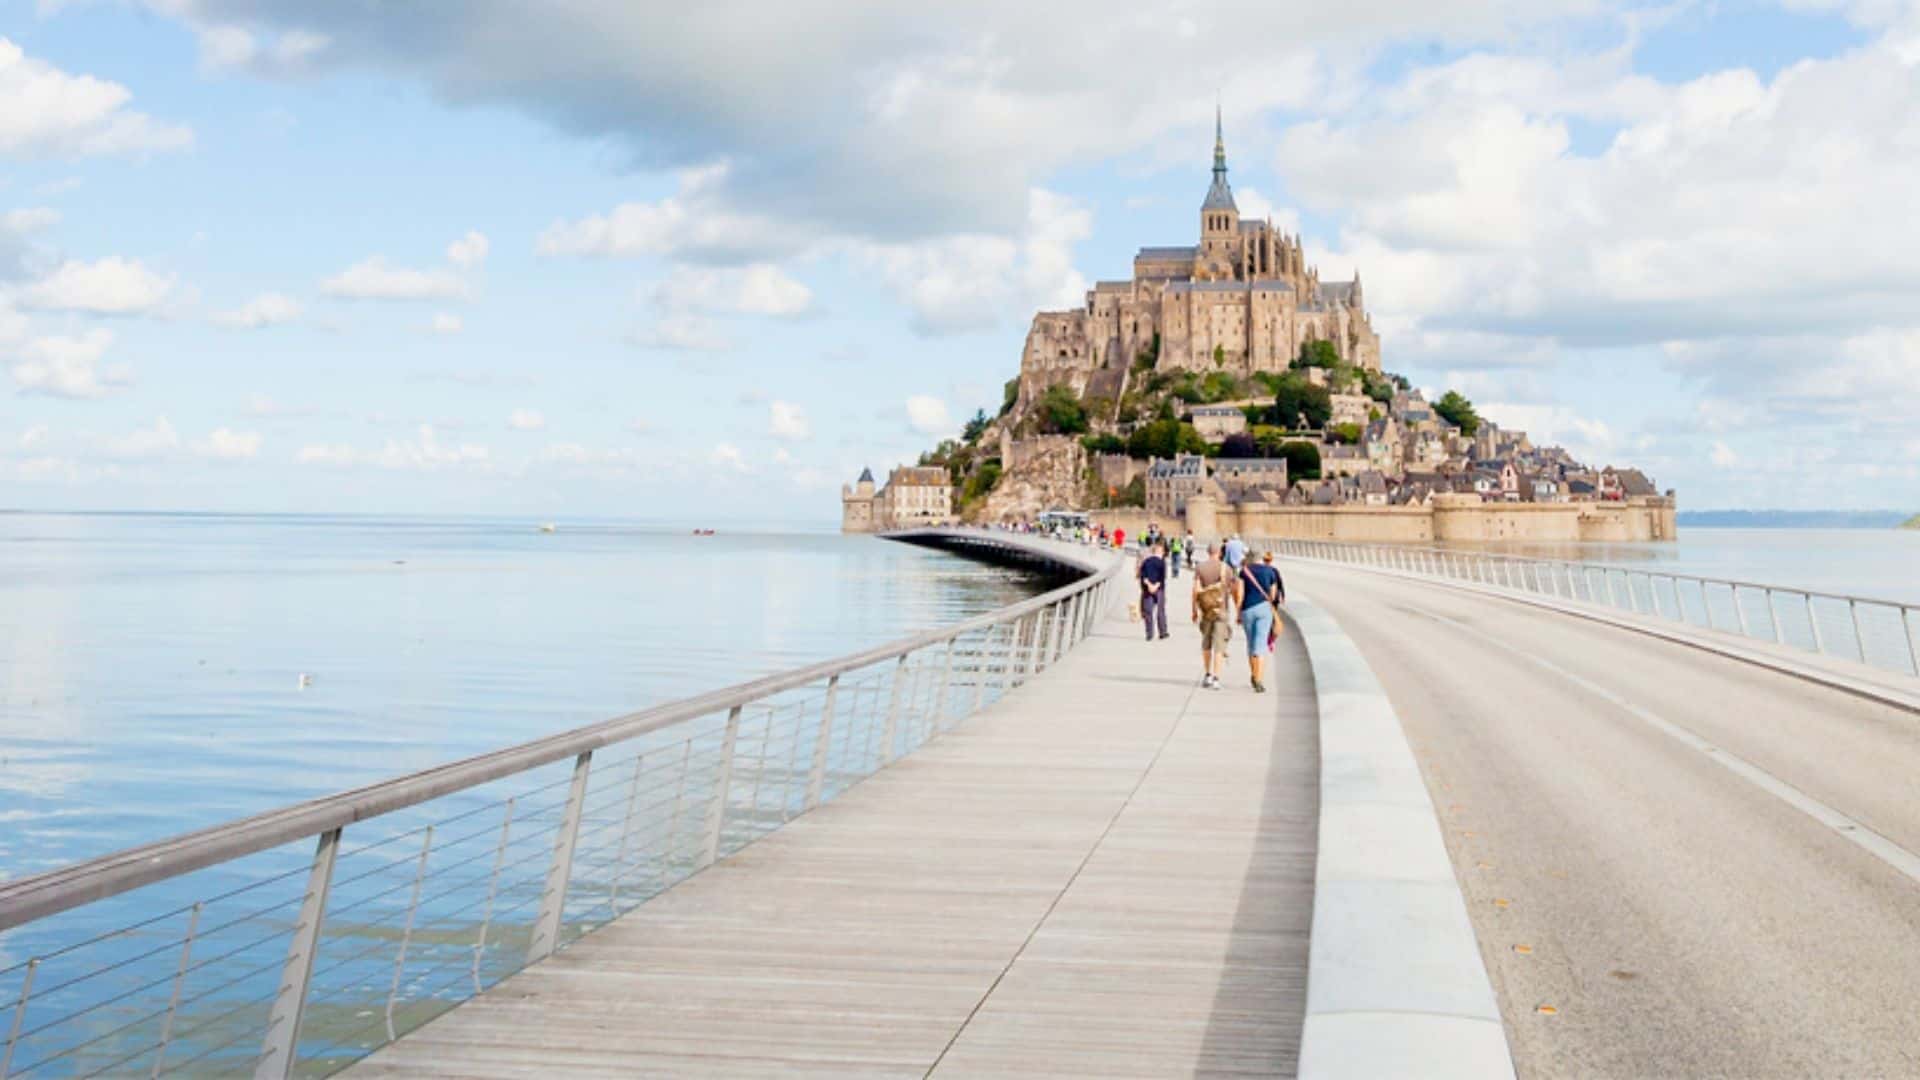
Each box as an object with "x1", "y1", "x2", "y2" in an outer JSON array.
[{"x1": 1138, "y1": 542, "x2": 1169, "y2": 642}]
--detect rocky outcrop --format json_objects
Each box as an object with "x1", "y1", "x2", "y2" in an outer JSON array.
[{"x1": 983, "y1": 434, "x2": 1087, "y2": 521}]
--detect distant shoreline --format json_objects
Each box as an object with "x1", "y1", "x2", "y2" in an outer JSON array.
[{"x1": 1679, "y1": 510, "x2": 1913, "y2": 529}]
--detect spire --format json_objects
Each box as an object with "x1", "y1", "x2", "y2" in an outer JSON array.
[{"x1": 1201, "y1": 102, "x2": 1237, "y2": 213}]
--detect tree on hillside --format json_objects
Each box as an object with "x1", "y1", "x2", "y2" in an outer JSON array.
[
  {"x1": 962, "y1": 408, "x2": 990, "y2": 444},
  {"x1": 1036, "y1": 384, "x2": 1089, "y2": 435},
  {"x1": 1127, "y1": 418, "x2": 1209, "y2": 459},
  {"x1": 1213, "y1": 343, "x2": 1227, "y2": 368},
  {"x1": 1219, "y1": 432, "x2": 1260, "y2": 459},
  {"x1": 1265, "y1": 374, "x2": 1332, "y2": 430},
  {"x1": 999, "y1": 377, "x2": 1020, "y2": 417},
  {"x1": 1295, "y1": 339, "x2": 1341, "y2": 370},
  {"x1": 1276, "y1": 440, "x2": 1321, "y2": 480},
  {"x1": 1434, "y1": 390, "x2": 1481, "y2": 435},
  {"x1": 1327, "y1": 422, "x2": 1363, "y2": 446},
  {"x1": 1200, "y1": 371, "x2": 1243, "y2": 403},
  {"x1": 1081, "y1": 433, "x2": 1126, "y2": 454}
]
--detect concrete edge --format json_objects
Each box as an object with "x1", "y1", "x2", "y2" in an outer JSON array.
[
  {"x1": 1302, "y1": 560, "x2": 1920, "y2": 716},
  {"x1": 1289, "y1": 593, "x2": 1518, "y2": 1080}
]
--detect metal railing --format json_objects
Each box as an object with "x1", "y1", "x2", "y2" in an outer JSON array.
[
  {"x1": 1268, "y1": 538, "x2": 1920, "y2": 680},
  {"x1": 0, "y1": 534, "x2": 1121, "y2": 1079}
]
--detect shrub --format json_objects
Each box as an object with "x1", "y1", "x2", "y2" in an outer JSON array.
[
  {"x1": 1295, "y1": 339, "x2": 1341, "y2": 370},
  {"x1": 1434, "y1": 390, "x2": 1480, "y2": 436},
  {"x1": 1219, "y1": 432, "x2": 1260, "y2": 459},
  {"x1": 1276, "y1": 441, "x2": 1321, "y2": 480},
  {"x1": 1037, "y1": 384, "x2": 1089, "y2": 435}
]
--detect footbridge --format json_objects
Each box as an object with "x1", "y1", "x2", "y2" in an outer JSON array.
[{"x1": 2, "y1": 529, "x2": 1916, "y2": 1078}]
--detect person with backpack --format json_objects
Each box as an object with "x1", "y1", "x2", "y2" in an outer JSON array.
[
  {"x1": 1137, "y1": 541, "x2": 1169, "y2": 641},
  {"x1": 1190, "y1": 541, "x2": 1234, "y2": 689},
  {"x1": 1233, "y1": 550, "x2": 1285, "y2": 693}
]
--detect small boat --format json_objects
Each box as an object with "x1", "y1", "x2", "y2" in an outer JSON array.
[
  {"x1": 692, "y1": 528, "x2": 716, "y2": 536},
  {"x1": 538, "y1": 523, "x2": 557, "y2": 533}
]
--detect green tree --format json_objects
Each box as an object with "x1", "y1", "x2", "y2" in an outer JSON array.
[
  {"x1": 1126, "y1": 419, "x2": 1209, "y2": 459},
  {"x1": 999, "y1": 377, "x2": 1020, "y2": 417},
  {"x1": 962, "y1": 408, "x2": 990, "y2": 444},
  {"x1": 1266, "y1": 374, "x2": 1332, "y2": 430},
  {"x1": 1295, "y1": 339, "x2": 1341, "y2": 370},
  {"x1": 1327, "y1": 422, "x2": 1363, "y2": 445},
  {"x1": 1036, "y1": 384, "x2": 1089, "y2": 435},
  {"x1": 1080, "y1": 433, "x2": 1126, "y2": 454},
  {"x1": 1119, "y1": 475, "x2": 1147, "y2": 507},
  {"x1": 1434, "y1": 390, "x2": 1481, "y2": 436},
  {"x1": 1219, "y1": 432, "x2": 1260, "y2": 458},
  {"x1": 1276, "y1": 440, "x2": 1321, "y2": 480},
  {"x1": 1200, "y1": 371, "x2": 1243, "y2": 403},
  {"x1": 1364, "y1": 373, "x2": 1395, "y2": 404},
  {"x1": 1212, "y1": 343, "x2": 1227, "y2": 368},
  {"x1": 962, "y1": 459, "x2": 1002, "y2": 503}
]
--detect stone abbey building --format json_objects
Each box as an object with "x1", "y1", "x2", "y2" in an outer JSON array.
[{"x1": 1017, "y1": 111, "x2": 1381, "y2": 412}]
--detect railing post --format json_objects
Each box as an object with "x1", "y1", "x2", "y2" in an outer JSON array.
[
  {"x1": 932, "y1": 637, "x2": 955, "y2": 734},
  {"x1": 999, "y1": 619, "x2": 1020, "y2": 695},
  {"x1": 255, "y1": 827, "x2": 340, "y2": 1080},
  {"x1": 1023, "y1": 612, "x2": 1042, "y2": 680},
  {"x1": 1766, "y1": 589, "x2": 1783, "y2": 644},
  {"x1": 527, "y1": 751, "x2": 592, "y2": 964},
  {"x1": 385, "y1": 825, "x2": 434, "y2": 1042},
  {"x1": 1731, "y1": 585, "x2": 1751, "y2": 637},
  {"x1": 1904, "y1": 607, "x2": 1920, "y2": 677},
  {"x1": 972, "y1": 631, "x2": 989, "y2": 715},
  {"x1": 472, "y1": 797, "x2": 515, "y2": 994},
  {"x1": 702, "y1": 706, "x2": 743, "y2": 867},
  {"x1": 151, "y1": 902, "x2": 201, "y2": 1078},
  {"x1": 1051, "y1": 598, "x2": 1071, "y2": 662},
  {"x1": 1848, "y1": 600, "x2": 1867, "y2": 663},
  {"x1": 805, "y1": 675, "x2": 839, "y2": 811},
  {"x1": 881, "y1": 655, "x2": 909, "y2": 762},
  {"x1": 1806, "y1": 594, "x2": 1826, "y2": 655},
  {"x1": 5, "y1": 958, "x2": 37, "y2": 1079}
]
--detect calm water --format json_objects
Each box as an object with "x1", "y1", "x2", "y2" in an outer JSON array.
[
  {"x1": 0, "y1": 512, "x2": 1044, "y2": 877},
  {"x1": 1438, "y1": 528, "x2": 1920, "y2": 605}
]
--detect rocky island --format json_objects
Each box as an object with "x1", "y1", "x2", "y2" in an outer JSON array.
[{"x1": 845, "y1": 114, "x2": 1675, "y2": 543}]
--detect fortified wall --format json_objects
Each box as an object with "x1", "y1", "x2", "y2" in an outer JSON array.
[{"x1": 1087, "y1": 494, "x2": 1676, "y2": 545}]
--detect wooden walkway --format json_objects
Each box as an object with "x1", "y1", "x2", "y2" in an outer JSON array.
[{"x1": 347, "y1": 570, "x2": 1319, "y2": 1078}]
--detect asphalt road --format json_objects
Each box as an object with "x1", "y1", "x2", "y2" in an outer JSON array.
[{"x1": 1285, "y1": 560, "x2": 1920, "y2": 1079}]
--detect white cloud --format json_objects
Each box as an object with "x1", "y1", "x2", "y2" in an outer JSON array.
[
  {"x1": 19, "y1": 424, "x2": 47, "y2": 449},
  {"x1": 769, "y1": 400, "x2": 810, "y2": 440},
  {"x1": 429, "y1": 312, "x2": 463, "y2": 334},
  {"x1": 296, "y1": 425, "x2": 490, "y2": 470},
  {"x1": 508, "y1": 408, "x2": 546, "y2": 431},
  {"x1": 539, "y1": 163, "x2": 815, "y2": 263},
  {"x1": 905, "y1": 394, "x2": 951, "y2": 436},
  {"x1": 632, "y1": 313, "x2": 731, "y2": 352},
  {"x1": 446, "y1": 230, "x2": 489, "y2": 269},
  {"x1": 2, "y1": 207, "x2": 59, "y2": 232},
  {"x1": 653, "y1": 263, "x2": 813, "y2": 317},
  {"x1": 105, "y1": 416, "x2": 179, "y2": 460},
  {"x1": 710, "y1": 442, "x2": 748, "y2": 472},
  {"x1": 211, "y1": 292, "x2": 301, "y2": 329},
  {"x1": 20, "y1": 257, "x2": 174, "y2": 315},
  {"x1": 321, "y1": 256, "x2": 466, "y2": 301},
  {"x1": 1709, "y1": 440, "x2": 1739, "y2": 467},
  {"x1": 194, "y1": 427, "x2": 263, "y2": 461},
  {"x1": 0, "y1": 38, "x2": 192, "y2": 158},
  {"x1": 9, "y1": 328, "x2": 127, "y2": 398}
]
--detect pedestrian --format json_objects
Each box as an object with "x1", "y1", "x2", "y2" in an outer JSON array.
[
  {"x1": 1138, "y1": 541, "x2": 1169, "y2": 642},
  {"x1": 1223, "y1": 534, "x2": 1247, "y2": 571},
  {"x1": 1167, "y1": 534, "x2": 1183, "y2": 578},
  {"x1": 1185, "y1": 533, "x2": 1197, "y2": 569},
  {"x1": 1233, "y1": 550, "x2": 1285, "y2": 693},
  {"x1": 1191, "y1": 541, "x2": 1234, "y2": 689},
  {"x1": 1113, "y1": 526, "x2": 1126, "y2": 551}
]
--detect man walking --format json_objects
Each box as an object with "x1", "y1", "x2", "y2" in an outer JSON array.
[
  {"x1": 1223, "y1": 534, "x2": 1248, "y2": 572},
  {"x1": 1167, "y1": 534, "x2": 1183, "y2": 578},
  {"x1": 1138, "y1": 541, "x2": 1169, "y2": 642},
  {"x1": 1191, "y1": 541, "x2": 1233, "y2": 689}
]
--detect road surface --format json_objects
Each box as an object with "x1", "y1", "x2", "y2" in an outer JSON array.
[{"x1": 1286, "y1": 559, "x2": 1920, "y2": 1078}]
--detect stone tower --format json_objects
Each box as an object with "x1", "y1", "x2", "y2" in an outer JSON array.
[{"x1": 1197, "y1": 105, "x2": 1239, "y2": 281}]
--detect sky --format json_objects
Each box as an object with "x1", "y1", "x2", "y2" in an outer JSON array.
[{"x1": 1, "y1": 0, "x2": 1917, "y2": 523}]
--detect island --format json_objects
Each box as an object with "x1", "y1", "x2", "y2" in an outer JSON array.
[{"x1": 843, "y1": 111, "x2": 1675, "y2": 544}]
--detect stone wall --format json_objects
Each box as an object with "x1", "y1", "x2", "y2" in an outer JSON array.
[
  {"x1": 984, "y1": 435, "x2": 1089, "y2": 522},
  {"x1": 1192, "y1": 494, "x2": 1676, "y2": 544}
]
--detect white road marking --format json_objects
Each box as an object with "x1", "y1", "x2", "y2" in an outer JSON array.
[{"x1": 1420, "y1": 609, "x2": 1920, "y2": 888}]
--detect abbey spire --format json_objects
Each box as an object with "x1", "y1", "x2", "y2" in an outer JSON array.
[{"x1": 1202, "y1": 103, "x2": 1237, "y2": 213}]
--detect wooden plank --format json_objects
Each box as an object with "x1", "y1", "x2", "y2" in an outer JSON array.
[{"x1": 345, "y1": 574, "x2": 1316, "y2": 1079}]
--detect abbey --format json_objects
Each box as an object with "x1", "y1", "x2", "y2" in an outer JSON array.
[{"x1": 1020, "y1": 112, "x2": 1380, "y2": 407}]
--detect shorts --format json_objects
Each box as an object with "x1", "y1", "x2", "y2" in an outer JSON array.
[
  {"x1": 1241, "y1": 604, "x2": 1275, "y2": 657},
  {"x1": 1198, "y1": 613, "x2": 1232, "y2": 654}
]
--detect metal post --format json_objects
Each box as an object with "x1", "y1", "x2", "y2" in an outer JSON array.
[
  {"x1": 1904, "y1": 607, "x2": 1920, "y2": 677},
  {"x1": 664, "y1": 739, "x2": 691, "y2": 874},
  {"x1": 385, "y1": 825, "x2": 434, "y2": 1042},
  {"x1": 972, "y1": 631, "x2": 988, "y2": 715},
  {"x1": 702, "y1": 706, "x2": 743, "y2": 867},
  {"x1": 472, "y1": 798, "x2": 515, "y2": 995},
  {"x1": 1051, "y1": 598, "x2": 1071, "y2": 662},
  {"x1": 1849, "y1": 600, "x2": 1867, "y2": 663},
  {"x1": 4, "y1": 958, "x2": 37, "y2": 1078},
  {"x1": 932, "y1": 637, "x2": 955, "y2": 735},
  {"x1": 1766, "y1": 589, "x2": 1783, "y2": 644},
  {"x1": 527, "y1": 751, "x2": 592, "y2": 964},
  {"x1": 608, "y1": 753, "x2": 645, "y2": 913},
  {"x1": 255, "y1": 827, "x2": 341, "y2": 1080},
  {"x1": 805, "y1": 675, "x2": 839, "y2": 810},
  {"x1": 1022, "y1": 612, "x2": 1041, "y2": 681},
  {"x1": 881, "y1": 655, "x2": 909, "y2": 762},
  {"x1": 151, "y1": 903, "x2": 201, "y2": 1078},
  {"x1": 998, "y1": 619, "x2": 1019, "y2": 695},
  {"x1": 1650, "y1": 576, "x2": 1666, "y2": 619},
  {"x1": 1807, "y1": 594, "x2": 1826, "y2": 655}
]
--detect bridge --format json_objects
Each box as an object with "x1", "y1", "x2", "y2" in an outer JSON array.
[{"x1": 1, "y1": 529, "x2": 1916, "y2": 1077}]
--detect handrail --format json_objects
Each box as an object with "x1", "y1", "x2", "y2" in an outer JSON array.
[
  {"x1": 0, "y1": 533, "x2": 1113, "y2": 930},
  {"x1": 1266, "y1": 537, "x2": 1920, "y2": 679},
  {"x1": 0, "y1": 529, "x2": 1124, "y2": 1080}
]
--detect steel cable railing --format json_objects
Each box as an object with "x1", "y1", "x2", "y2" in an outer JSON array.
[
  {"x1": 1267, "y1": 538, "x2": 1920, "y2": 679},
  {"x1": 0, "y1": 532, "x2": 1120, "y2": 1079}
]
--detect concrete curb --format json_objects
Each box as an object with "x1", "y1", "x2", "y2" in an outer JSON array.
[
  {"x1": 1300, "y1": 560, "x2": 1920, "y2": 716},
  {"x1": 1289, "y1": 593, "x2": 1517, "y2": 1080}
]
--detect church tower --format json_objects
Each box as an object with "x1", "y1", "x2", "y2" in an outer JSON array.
[{"x1": 1197, "y1": 105, "x2": 1239, "y2": 280}]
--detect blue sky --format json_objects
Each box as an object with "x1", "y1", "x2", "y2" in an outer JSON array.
[{"x1": 2, "y1": 1, "x2": 1917, "y2": 522}]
